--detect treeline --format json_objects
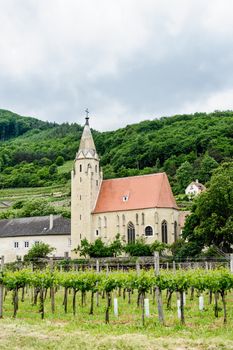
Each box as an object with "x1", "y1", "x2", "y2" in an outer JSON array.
[
  {"x1": 0, "y1": 110, "x2": 233, "y2": 192},
  {"x1": 0, "y1": 109, "x2": 56, "y2": 141}
]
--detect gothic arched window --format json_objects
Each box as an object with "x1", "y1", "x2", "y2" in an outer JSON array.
[
  {"x1": 161, "y1": 220, "x2": 168, "y2": 243},
  {"x1": 127, "y1": 222, "x2": 135, "y2": 244},
  {"x1": 174, "y1": 221, "x2": 178, "y2": 242},
  {"x1": 136, "y1": 213, "x2": 139, "y2": 225},
  {"x1": 145, "y1": 226, "x2": 153, "y2": 236},
  {"x1": 95, "y1": 164, "x2": 98, "y2": 173},
  {"x1": 122, "y1": 214, "x2": 125, "y2": 226},
  {"x1": 142, "y1": 213, "x2": 145, "y2": 225},
  {"x1": 117, "y1": 215, "x2": 120, "y2": 227},
  {"x1": 79, "y1": 164, "x2": 82, "y2": 172}
]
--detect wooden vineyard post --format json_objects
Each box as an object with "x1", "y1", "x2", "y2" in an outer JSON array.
[
  {"x1": 49, "y1": 258, "x2": 55, "y2": 314},
  {"x1": 230, "y1": 254, "x2": 233, "y2": 273},
  {"x1": 154, "y1": 252, "x2": 164, "y2": 324},
  {"x1": 96, "y1": 259, "x2": 100, "y2": 306},
  {"x1": 0, "y1": 256, "x2": 4, "y2": 318}
]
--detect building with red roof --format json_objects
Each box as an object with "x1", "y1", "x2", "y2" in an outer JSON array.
[{"x1": 71, "y1": 115, "x2": 180, "y2": 254}]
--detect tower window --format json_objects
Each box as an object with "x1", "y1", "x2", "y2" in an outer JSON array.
[
  {"x1": 80, "y1": 195, "x2": 81, "y2": 200},
  {"x1": 80, "y1": 215, "x2": 82, "y2": 220},
  {"x1": 95, "y1": 165, "x2": 97, "y2": 172},
  {"x1": 80, "y1": 164, "x2": 82, "y2": 172},
  {"x1": 145, "y1": 226, "x2": 153, "y2": 236},
  {"x1": 80, "y1": 177, "x2": 82, "y2": 182},
  {"x1": 96, "y1": 180, "x2": 98, "y2": 186},
  {"x1": 95, "y1": 230, "x2": 99, "y2": 236}
]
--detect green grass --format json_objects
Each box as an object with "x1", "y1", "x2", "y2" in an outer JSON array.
[
  {"x1": 1, "y1": 288, "x2": 233, "y2": 349},
  {"x1": 58, "y1": 160, "x2": 73, "y2": 174}
]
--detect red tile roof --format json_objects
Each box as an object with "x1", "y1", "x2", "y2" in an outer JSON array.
[{"x1": 93, "y1": 173, "x2": 178, "y2": 213}]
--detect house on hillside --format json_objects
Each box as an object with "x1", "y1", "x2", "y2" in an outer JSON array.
[
  {"x1": 0, "y1": 215, "x2": 71, "y2": 262},
  {"x1": 185, "y1": 180, "x2": 206, "y2": 198},
  {"x1": 71, "y1": 115, "x2": 181, "y2": 257}
]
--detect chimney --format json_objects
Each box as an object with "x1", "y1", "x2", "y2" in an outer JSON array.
[
  {"x1": 196, "y1": 179, "x2": 199, "y2": 183},
  {"x1": 49, "y1": 214, "x2": 53, "y2": 230}
]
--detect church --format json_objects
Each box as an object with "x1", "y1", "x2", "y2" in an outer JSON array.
[
  {"x1": 71, "y1": 115, "x2": 180, "y2": 256},
  {"x1": 0, "y1": 114, "x2": 181, "y2": 262}
]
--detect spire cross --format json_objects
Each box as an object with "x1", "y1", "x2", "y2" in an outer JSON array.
[{"x1": 85, "y1": 108, "x2": 89, "y2": 125}]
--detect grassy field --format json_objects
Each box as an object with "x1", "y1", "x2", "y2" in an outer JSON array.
[{"x1": 1, "y1": 288, "x2": 233, "y2": 349}]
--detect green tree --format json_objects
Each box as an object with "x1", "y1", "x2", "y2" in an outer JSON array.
[
  {"x1": 55, "y1": 156, "x2": 64, "y2": 166},
  {"x1": 21, "y1": 199, "x2": 56, "y2": 217},
  {"x1": 197, "y1": 153, "x2": 219, "y2": 183},
  {"x1": 182, "y1": 162, "x2": 233, "y2": 254},
  {"x1": 175, "y1": 161, "x2": 193, "y2": 193},
  {"x1": 24, "y1": 242, "x2": 54, "y2": 261}
]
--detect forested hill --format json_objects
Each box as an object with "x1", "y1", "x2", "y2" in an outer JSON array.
[
  {"x1": 0, "y1": 110, "x2": 233, "y2": 193},
  {"x1": 0, "y1": 109, "x2": 56, "y2": 141}
]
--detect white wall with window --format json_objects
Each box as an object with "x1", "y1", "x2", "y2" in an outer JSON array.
[{"x1": 0, "y1": 235, "x2": 71, "y2": 263}]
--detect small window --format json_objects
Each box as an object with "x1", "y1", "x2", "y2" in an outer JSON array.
[
  {"x1": 145, "y1": 226, "x2": 153, "y2": 236},
  {"x1": 122, "y1": 195, "x2": 128, "y2": 202},
  {"x1": 80, "y1": 177, "x2": 82, "y2": 182},
  {"x1": 104, "y1": 216, "x2": 107, "y2": 228},
  {"x1": 80, "y1": 164, "x2": 82, "y2": 172},
  {"x1": 80, "y1": 195, "x2": 81, "y2": 200},
  {"x1": 64, "y1": 252, "x2": 69, "y2": 258},
  {"x1": 96, "y1": 180, "x2": 98, "y2": 186},
  {"x1": 24, "y1": 241, "x2": 29, "y2": 248},
  {"x1": 80, "y1": 234, "x2": 82, "y2": 240},
  {"x1": 35, "y1": 241, "x2": 40, "y2": 245},
  {"x1": 96, "y1": 230, "x2": 99, "y2": 236},
  {"x1": 14, "y1": 242, "x2": 19, "y2": 248},
  {"x1": 95, "y1": 165, "x2": 97, "y2": 172},
  {"x1": 80, "y1": 215, "x2": 82, "y2": 220},
  {"x1": 136, "y1": 213, "x2": 139, "y2": 225},
  {"x1": 68, "y1": 238, "x2": 71, "y2": 247}
]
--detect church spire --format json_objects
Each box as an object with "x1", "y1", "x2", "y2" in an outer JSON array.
[
  {"x1": 76, "y1": 110, "x2": 98, "y2": 160},
  {"x1": 85, "y1": 108, "x2": 89, "y2": 126}
]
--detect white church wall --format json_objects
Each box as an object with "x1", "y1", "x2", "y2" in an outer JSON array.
[{"x1": 91, "y1": 207, "x2": 180, "y2": 245}]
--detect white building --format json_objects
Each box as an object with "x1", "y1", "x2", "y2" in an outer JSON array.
[
  {"x1": 0, "y1": 215, "x2": 70, "y2": 262},
  {"x1": 185, "y1": 180, "x2": 206, "y2": 198}
]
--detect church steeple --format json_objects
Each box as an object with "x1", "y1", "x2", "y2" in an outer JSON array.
[
  {"x1": 76, "y1": 109, "x2": 99, "y2": 160},
  {"x1": 71, "y1": 110, "x2": 102, "y2": 257}
]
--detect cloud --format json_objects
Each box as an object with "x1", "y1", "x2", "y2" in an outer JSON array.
[{"x1": 0, "y1": 0, "x2": 233, "y2": 130}]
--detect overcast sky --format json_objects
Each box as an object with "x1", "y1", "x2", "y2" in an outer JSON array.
[{"x1": 1, "y1": 0, "x2": 233, "y2": 131}]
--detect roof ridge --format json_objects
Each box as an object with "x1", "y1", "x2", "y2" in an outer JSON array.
[
  {"x1": 156, "y1": 173, "x2": 166, "y2": 207},
  {"x1": 102, "y1": 172, "x2": 165, "y2": 182}
]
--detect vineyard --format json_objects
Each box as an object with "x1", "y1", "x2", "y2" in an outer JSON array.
[{"x1": 0, "y1": 267, "x2": 233, "y2": 327}]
